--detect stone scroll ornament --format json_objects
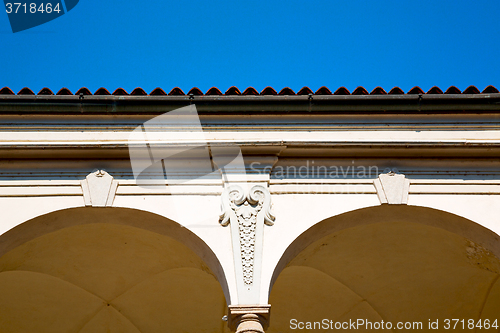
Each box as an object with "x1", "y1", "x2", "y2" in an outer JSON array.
[{"x1": 220, "y1": 185, "x2": 274, "y2": 293}]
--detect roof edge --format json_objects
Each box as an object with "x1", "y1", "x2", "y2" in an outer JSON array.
[{"x1": 0, "y1": 93, "x2": 499, "y2": 115}]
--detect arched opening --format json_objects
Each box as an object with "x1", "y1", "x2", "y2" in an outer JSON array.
[
  {"x1": 0, "y1": 207, "x2": 231, "y2": 333},
  {"x1": 268, "y1": 205, "x2": 500, "y2": 332}
]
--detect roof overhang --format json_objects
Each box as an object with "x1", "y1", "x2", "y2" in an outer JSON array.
[{"x1": 0, "y1": 93, "x2": 500, "y2": 114}]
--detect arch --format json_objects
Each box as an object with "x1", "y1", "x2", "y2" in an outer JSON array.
[
  {"x1": 0, "y1": 206, "x2": 230, "y2": 305},
  {"x1": 270, "y1": 205, "x2": 500, "y2": 294},
  {"x1": 267, "y1": 205, "x2": 500, "y2": 332}
]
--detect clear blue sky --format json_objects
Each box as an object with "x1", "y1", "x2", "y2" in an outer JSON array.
[{"x1": 1, "y1": 1, "x2": 499, "y2": 94}]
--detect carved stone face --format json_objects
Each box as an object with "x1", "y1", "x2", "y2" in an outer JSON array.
[{"x1": 236, "y1": 201, "x2": 260, "y2": 224}]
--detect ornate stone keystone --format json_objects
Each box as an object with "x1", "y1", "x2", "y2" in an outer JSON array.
[
  {"x1": 81, "y1": 170, "x2": 118, "y2": 207},
  {"x1": 228, "y1": 305, "x2": 271, "y2": 333},
  {"x1": 374, "y1": 169, "x2": 410, "y2": 205},
  {"x1": 220, "y1": 184, "x2": 274, "y2": 304}
]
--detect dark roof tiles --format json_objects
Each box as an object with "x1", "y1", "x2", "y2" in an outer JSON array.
[
  {"x1": 206, "y1": 87, "x2": 223, "y2": 96},
  {"x1": 1, "y1": 86, "x2": 498, "y2": 97},
  {"x1": 149, "y1": 88, "x2": 168, "y2": 96},
  {"x1": 334, "y1": 87, "x2": 350, "y2": 95},
  {"x1": 168, "y1": 87, "x2": 184, "y2": 96},
  {"x1": 225, "y1": 86, "x2": 241, "y2": 95},
  {"x1": 297, "y1": 87, "x2": 314, "y2": 95},
  {"x1": 188, "y1": 87, "x2": 203, "y2": 96},
  {"x1": 38, "y1": 88, "x2": 54, "y2": 95},
  {"x1": 482, "y1": 85, "x2": 499, "y2": 94},
  {"x1": 463, "y1": 86, "x2": 480, "y2": 94},
  {"x1": 388, "y1": 87, "x2": 405, "y2": 95},
  {"x1": 18, "y1": 87, "x2": 35, "y2": 95},
  {"x1": 0, "y1": 87, "x2": 15, "y2": 95},
  {"x1": 408, "y1": 86, "x2": 425, "y2": 95},
  {"x1": 315, "y1": 87, "x2": 332, "y2": 95},
  {"x1": 56, "y1": 88, "x2": 73, "y2": 95},
  {"x1": 260, "y1": 87, "x2": 277, "y2": 95},
  {"x1": 279, "y1": 87, "x2": 295, "y2": 95},
  {"x1": 94, "y1": 88, "x2": 111, "y2": 96},
  {"x1": 130, "y1": 88, "x2": 147, "y2": 96},
  {"x1": 445, "y1": 86, "x2": 461, "y2": 94},
  {"x1": 112, "y1": 88, "x2": 128, "y2": 96},
  {"x1": 76, "y1": 88, "x2": 92, "y2": 96},
  {"x1": 370, "y1": 87, "x2": 387, "y2": 95},
  {"x1": 427, "y1": 86, "x2": 443, "y2": 94},
  {"x1": 150, "y1": 88, "x2": 167, "y2": 96},
  {"x1": 242, "y1": 87, "x2": 259, "y2": 96},
  {"x1": 352, "y1": 87, "x2": 369, "y2": 95}
]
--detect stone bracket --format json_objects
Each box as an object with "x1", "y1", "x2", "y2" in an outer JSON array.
[
  {"x1": 220, "y1": 184, "x2": 275, "y2": 304},
  {"x1": 81, "y1": 170, "x2": 118, "y2": 207},
  {"x1": 374, "y1": 170, "x2": 409, "y2": 205},
  {"x1": 228, "y1": 304, "x2": 271, "y2": 332}
]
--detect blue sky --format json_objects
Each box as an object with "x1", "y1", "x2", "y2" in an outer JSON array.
[{"x1": 1, "y1": 1, "x2": 499, "y2": 94}]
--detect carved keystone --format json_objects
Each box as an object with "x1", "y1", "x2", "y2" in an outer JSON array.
[
  {"x1": 81, "y1": 170, "x2": 118, "y2": 207},
  {"x1": 374, "y1": 170, "x2": 410, "y2": 205}
]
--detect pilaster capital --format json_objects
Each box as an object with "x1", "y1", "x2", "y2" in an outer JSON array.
[{"x1": 228, "y1": 305, "x2": 271, "y2": 332}]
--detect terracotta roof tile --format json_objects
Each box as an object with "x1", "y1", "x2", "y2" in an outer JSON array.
[
  {"x1": 0, "y1": 87, "x2": 15, "y2": 95},
  {"x1": 334, "y1": 87, "x2": 350, "y2": 95},
  {"x1": 370, "y1": 87, "x2": 387, "y2": 95},
  {"x1": 225, "y1": 86, "x2": 241, "y2": 95},
  {"x1": 482, "y1": 85, "x2": 499, "y2": 94},
  {"x1": 94, "y1": 88, "x2": 111, "y2": 95},
  {"x1": 168, "y1": 87, "x2": 184, "y2": 96},
  {"x1": 260, "y1": 87, "x2": 277, "y2": 95},
  {"x1": 242, "y1": 87, "x2": 259, "y2": 96},
  {"x1": 279, "y1": 87, "x2": 295, "y2": 95},
  {"x1": 297, "y1": 87, "x2": 314, "y2": 95},
  {"x1": 205, "y1": 87, "x2": 223, "y2": 96},
  {"x1": 408, "y1": 86, "x2": 425, "y2": 95},
  {"x1": 37, "y1": 88, "x2": 54, "y2": 95},
  {"x1": 352, "y1": 87, "x2": 369, "y2": 95},
  {"x1": 463, "y1": 86, "x2": 480, "y2": 94},
  {"x1": 188, "y1": 87, "x2": 203, "y2": 96},
  {"x1": 388, "y1": 87, "x2": 405, "y2": 94},
  {"x1": 112, "y1": 88, "x2": 128, "y2": 96},
  {"x1": 445, "y1": 86, "x2": 461, "y2": 94},
  {"x1": 18, "y1": 87, "x2": 35, "y2": 95},
  {"x1": 150, "y1": 88, "x2": 167, "y2": 96},
  {"x1": 315, "y1": 87, "x2": 332, "y2": 95},
  {"x1": 427, "y1": 86, "x2": 443, "y2": 94},
  {"x1": 56, "y1": 88, "x2": 73, "y2": 95},
  {"x1": 76, "y1": 88, "x2": 92, "y2": 96},
  {"x1": 130, "y1": 88, "x2": 147, "y2": 96}
]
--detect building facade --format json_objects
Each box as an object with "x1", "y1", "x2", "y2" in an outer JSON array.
[{"x1": 0, "y1": 85, "x2": 499, "y2": 332}]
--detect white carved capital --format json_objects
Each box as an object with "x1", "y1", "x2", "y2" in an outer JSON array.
[
  {"x1": 374, "y1": 170, "x2": 410, "y2": 205},
  {"x1": 220, "y1": 185, "x2": 275, "y2": 226},
  {"x1": 81, "y1": 170, "x2": 118, "y2": 207}
]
